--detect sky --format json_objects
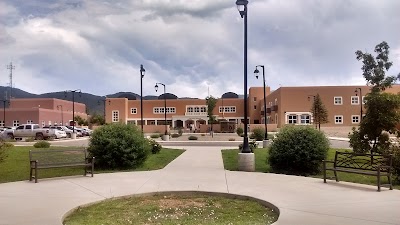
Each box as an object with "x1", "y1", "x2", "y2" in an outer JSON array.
[{"x1": 1, "y1": 0, "x2": 400, "y2": 99}]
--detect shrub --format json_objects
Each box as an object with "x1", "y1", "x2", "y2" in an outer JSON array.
[
  {"x1": 250, "y1": 128, "x2": 265, "y2": 141},
  {"x1": 268, "y1": 126, "x2": 329, "y2": 176},
  {"x1": 0, "y1": 140, "x2": 13, "y2": 162},
  {"x1": 229, "y1": 138, "x2": 235, "y2": 141},
  {"x1": 88, "y1": 123, "x2": 150, "y2": 169},
  {"x1": 150, "y1": 133, "x2": 161, "y2": 139},
  {"x1": 239, "y1": 140, "x2": 258, "y2": 152},
  {"x1": 188, "y1": 136, "x2": 198, "y2": 140},
  {"x1": 33, "y1": 141, "x2": 51, "y2": 148},
  {"x1": 171, "y1": 133, "x2": 180, "y2": 138},
  {"x1": 148, "y1": 139, "x2": 162, "y2": 154},
  {"x1": 236, "y1": 127, "x2": 244, "y2": 136}
]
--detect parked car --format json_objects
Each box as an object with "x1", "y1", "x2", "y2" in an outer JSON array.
[
  {"x1": 44, "y1": 126, "x2": 73, "y2": 138},
  {"x1": 66, "y1": 126, "x2": 83, "y2": 137},
  {"x1": 3, "y1": 124, "x2": 60, "y2": 140}
]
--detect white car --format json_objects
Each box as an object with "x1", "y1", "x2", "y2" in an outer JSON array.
[{"x1": 48, "y1": 128, "x2": 67, "y2": 139}]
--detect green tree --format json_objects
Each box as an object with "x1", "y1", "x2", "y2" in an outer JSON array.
[
  {"x1": 89, "y1": 112, "x2": 105, "y2": 125},
  {"x1": 206, "y1": 95, "x2": 217, "y2": 132},
  {"x1": 74, "y1": 115, "x2": 87, "y2": 126},
  {"x1": 349, "y1": 41, "x2": 400, "y2": 154},
  {"x1": 310, "y1": 94, "x2": 328, "y2": 130}
]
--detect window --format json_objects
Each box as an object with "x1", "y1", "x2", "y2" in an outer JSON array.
[
  {"x1": 194, "y1": 107, "x2": 199, "y2": 112},
  {"x1": 230, "y1": 107, "x2": 236, "y2": 113},
  {"x1": 131, "y1": 108, "x2": 137, "y2": 114},
  {"x1": 334, "y1": 97, "x2": 342, "y2": 105},
  {"x1": 154, "y1": 107, "x2": 175, "y2": 114},
  {"x1": 41, "y1": 121, "x2": 45, "y2": 127},
  {"x1": 300, "y1": 115, "x2": 310, "y2": 124},
  {"x1": 352, "y1": 115, "x2": 360, "y2": 124},
  {"x1": 253, "y1": 97, "x2": 257, "y2": 101},
  {"x1": 351, "y1": 96, "x2": 359, "y2": 105},
  {"x1": 287, "y1": 115, "x2": 297, "y2": 124},
  {"x1": 16, "y1": 125, "x2": 24, "y2": 130},
  {"x1": 13, "y1": 120, "x2": 19, "y2": 127},
  {"x1": 33, "y1": 125, "x2": 40, "y2": 129},
  {"x1": 335, "y1": 115, "x2": 343, "y2": 124},
  {"x1": 362, "y1": 96, "x2": 366, "y2": 104},
  {"x1": 219, "y1": 107, "x2": 223, "y2": 113},
  {"x1": 25, "y1": 125, "x2": 32, "y2": 129},
  {"x1": 27, "y1": 120, "x2": 33, "y2": 124},
  {"x1": 200, "y1": 107, "x2": 206, "y2": 112},
  {"x1": 187, "y1": 107, "x2": 193, "y2": 112},
  {"x1": 154, "y1": 108, "x2": 160, "y2": 114},
  {"x1": 254, "y1": 105, "x2": 257, "y2": 110},
  {"x1": 112, "y1": 110, "x2": 119, "y2": 122},
  {"x1": 0, "y1": 120, "x2": 4, "y2": 126}
]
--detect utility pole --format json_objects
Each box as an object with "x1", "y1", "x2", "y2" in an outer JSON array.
[{"x1": 6, "y1": 62, "x2": 15, "y2": 100}]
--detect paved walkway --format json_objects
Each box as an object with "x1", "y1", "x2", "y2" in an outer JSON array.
[{"x1": 0, "y1": 146, "x2": 399, "y2": 225}]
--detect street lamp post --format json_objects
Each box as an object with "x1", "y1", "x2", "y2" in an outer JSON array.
[
  {"x1": 254, "y1": 65, "x2": 268, "y2": 145},
  {"x1": 140, "y1": 65, "x2": 145, "y2": 134},
  {"x1": 65, "y1": 89, "x2": 81, "y2": 138},
  {"x1": 355, "y1": 88, "x2": 363, "y2": 122},
  {"x1": 155, "y1": 83, "x2": 168, "y2": 136},
  {"x1": 236, "y1": 0, "x2": 250, "y2": 153},
  {"x1": 308, "y1": 95, "x2": 316, "y2": 129},
  {"x1": 2, "y1": 100, "x2": 9, "y2": 127},
  {"x1": 56, "y1": 105, "x2": 64, "y2": 125}
]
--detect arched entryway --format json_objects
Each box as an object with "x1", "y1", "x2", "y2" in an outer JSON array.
[{"x1": 175, "y1": 120, "x2": 183, "y2": 128}]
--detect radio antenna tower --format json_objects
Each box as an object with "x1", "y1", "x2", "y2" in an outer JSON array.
[{"x1": 6, "y1": 62, "x2": 15, "y2": 100}]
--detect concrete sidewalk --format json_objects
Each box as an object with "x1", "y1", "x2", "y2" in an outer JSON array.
[{"x1": 0, "y1": 146, "x2": 399, "y2": 225}]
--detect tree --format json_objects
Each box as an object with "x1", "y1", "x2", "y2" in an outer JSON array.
[
  {"x1": 310, "y1": 94, "x2": 328, "y2": 130},
  {"x1": 89, "y1": 112, "x2": 105, "y2": 125},
  {"x1": 206, "y1": 95, "x2": 217, "y2": 132},
  {"x1": 74, "y1": 115, "x2": 87, "y2": 126},
  {"x1": 349, "y1": 41, "x2": 400, "y2": 154}
]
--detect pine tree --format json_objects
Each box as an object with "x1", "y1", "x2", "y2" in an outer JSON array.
[{"x1": 310, "y1": 94, "x2": 328, "y2": 130}]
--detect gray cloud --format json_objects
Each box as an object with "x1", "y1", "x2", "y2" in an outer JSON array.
[{"x1": 1, "y1": 0, "x2": 399, "y2": 99}]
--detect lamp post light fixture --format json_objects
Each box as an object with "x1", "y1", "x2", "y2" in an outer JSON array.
[
  {"x1": 2, "y1": 99, "x2": 10, "y2": 127},
  {"x1": 64, "y1": 89, "x2": 81, "y2": 138},
  {"x1": 254, "y1": 65, "x2": 268, "y2": 145},
  {"x1": 56, "y1": 105, "x2": 64, "y2": 125},
  {"x1": 155, "y1": 83, "x2": 168, "y2": 136},
  {"x1": 140, "y1": 65, "x2": 145, "y2": 134},
  {"x1": 308, "y1": 95, "x2": 317, "y2": 129},
  {"x1": 236, "y1": 0, "x2": 250, "y2": 154},
  {"x1": 355, "y1": 88, "x2": 363, "y2": 122}
]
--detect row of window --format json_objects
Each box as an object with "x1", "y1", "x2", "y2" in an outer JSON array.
[
  {"x1": 334, "y1": 115, "x2": 361, "y2": 124},
  {"x1": 0, "y1": 120, "x2": 64, "y2": 127},
  {"x1": 287, "y1": 115, "x2": 311, "y2": 124},
  {"x1": 130, "y1": 107, "x2": 177, "y2": 114},
  {"x1": 187, "y1": 106, "x2": 207, "y2": 113},
  {"x1": 219, "y1": 106, "x2": 236, "y2": 113},
  {"x1": 334, "y1": 96, "x2": 365, "y2": 105}
]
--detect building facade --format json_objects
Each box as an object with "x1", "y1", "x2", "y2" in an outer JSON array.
[
  {"x1": 106, "y1": 85, "x2": 400, "y2": 129},
  {"x1": 0, "y1": 98, "x2": 87, "y2": 127}
]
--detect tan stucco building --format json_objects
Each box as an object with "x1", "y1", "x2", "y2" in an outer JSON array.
[{"x1": 105, "y1": 85, "x2": 400, "y2": 129}]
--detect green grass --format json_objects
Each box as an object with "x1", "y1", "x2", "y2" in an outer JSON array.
[
  {"x1": 221, "y1": 148, "x2": 400, "y2": 189},
  {"x1": 0, "y1": 146, "x2": 184, "y2": 183},
  {"x1": 63, "y1": 193, "x2": 278, "y2": 225}
]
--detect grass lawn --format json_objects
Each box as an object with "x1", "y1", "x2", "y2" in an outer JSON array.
[
  {"x1": 0, "y1": 146, "x2": 184, "y2": 183},
  {"x1": 63, "y1": 193, "x2": 278, "y2": 225},
  {"x1": 221, "y1": 148, "x2": 400, "y2": 190}
]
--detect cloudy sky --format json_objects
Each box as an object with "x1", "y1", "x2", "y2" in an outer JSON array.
[{"x1": 1, "y1": 0, "x2": 400, "y2": 98}]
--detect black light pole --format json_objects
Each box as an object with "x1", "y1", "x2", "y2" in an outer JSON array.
[
  {"x1": 65, "y1": 89, "x2": 81, "y2": 134},
  {"x1": 155, "y1": 83, "x2": 167, "y2": 135},
  {"x1": 56, "y1": 105, "x2": 64, "y2": 125},
  {"x1": 236, "y1": 0, "x2": 250, "y2": 153},
  {"x1": 254, "y1": 65, "x2": 268, "y2": 140},
  {"x1": 2, "y1": 100, "x2": 9, "y2": 127},
  {"x1": 308, "y1": 95, "x2": 316, "y2": 129},
  {"x1": 355, "y1": 88, "x2": 363, "y2": 122},
  {"x1": 140, "y1": 65, "x2": 145, "y2": 133}
]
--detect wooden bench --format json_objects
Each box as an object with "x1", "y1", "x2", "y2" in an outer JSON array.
[
  {"x1": 29, "y1": 149, "x2": 95, "y2": 183},
  {"x1": 323, "y1": 151, "x2": 393, "y2": 191}
]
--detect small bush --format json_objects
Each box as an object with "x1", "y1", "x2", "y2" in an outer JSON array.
[
  {"x1": 33, "y1": 141, "x2": 51, "y2": 148},
  {"x1": 148, "y1": 139, "x2": 162, "y2": 154},
  {"x1": 229, "y1": 138, "x2": 235, "y2": 141},
  {"x1": 239, "y1": 140, "x2": 259, "y2": 152},
  {"x1": 25, "y1": 137, "x2": 35, "y2": 142},
  {"x1": 268, "y1": 126, "x2": 329, "y2": 176},
  {"x1": 250, "y1": 128, "x2": 265, "y2": 141},
  {"x1": 0, "y1": 140, "x2": 13, "y2": 162},
  {"x1": 171, "y1": 133, "x2": 180, "y2": 138},
  {"x1": 188, "y1": 136, "x2": 198, "y2": 140},
  {"x1": 2, "y1": 142, "x2": 14, "y2": 148},
  {"x1": 236, "y1": 127, "x2": 244, "y2": 136},
  {"x1": 88, "y1": 123, "x2": 150, "y2": 169},
  {"x1": 150, "y1": 133, "x2": 161, "y2": 139}
]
